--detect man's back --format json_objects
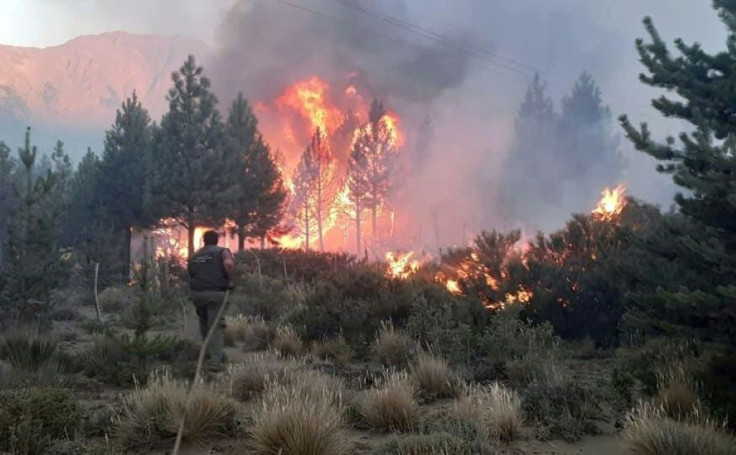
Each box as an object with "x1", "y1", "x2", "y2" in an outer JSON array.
[{"x1": 188, "y1": 244, "x2": 230, "y2": 292}]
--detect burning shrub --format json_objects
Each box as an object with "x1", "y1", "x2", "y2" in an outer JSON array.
[
  {"x1": 624, "y1": 403, "x2": 736, "y2": 455},
  {"x1": 453, "y1": 383, "x2": 523, "y2": 442},
  {"x1": 271, "y1": 325, "x2": 305, "y2": 358},
  {"x1": 359, "y1": 371, "x2": 420, "y2": 432},
  {"x1": 228, "y1": 353, "x2": 302, "y2": 401},
  {"x1": 0, "y1": 387, "x2": 84, "y2": 454},
  {"x1": 410, "y1": 351, "x2": 462, "y2": 402},
  {"x1": 248, "y1": 370, "x2": 349, "y2": 454},
  {"x1": 113, "y1": 371, "x2": 238, "y2": 450},
  {"x1": 372, "y1": 320, "x2": 415, "y2": 367}
]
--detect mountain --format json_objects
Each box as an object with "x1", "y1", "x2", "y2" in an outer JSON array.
[{"x1": 0, "y1": 32, "x2": 210, "y2": 160}]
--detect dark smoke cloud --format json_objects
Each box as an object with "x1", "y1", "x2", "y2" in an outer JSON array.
[{"x1": 209, "y1": 0, "x2": 727, "y2": 249}]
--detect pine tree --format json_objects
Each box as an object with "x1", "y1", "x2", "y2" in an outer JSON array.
[
  {"x1": 559, "y1": 72, "x2": 623, "y2": 192},
  {"x1": 347, "y1": 100, "x2": 398, "y2": 253},
  {"x1": 97, "y1": 92, "x2": 153, "y2": 272},
  {"x1": 1, "y1": 128, "x2": 62, "y2": 324},
  {"x1": 148, "y1": 55, "x2": 232, "y2": 257},
  {"x1": 498, "y1": 75, "x2": 560, "y2": 228},
  {"x1": 0, "y1": 141, "x2": 16, "y2": 264},
  {"x1": 291, "y1": 129, "x2": 338, "y2": 251},
  {"x1": 225, "y1": 93, "x2": 287, "y2": 251},
  {"x1": 619, "y1": 2, "x2": 736, "y2": 421}
]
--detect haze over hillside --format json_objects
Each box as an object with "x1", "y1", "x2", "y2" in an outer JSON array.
[{"x1": 0, "y1": 31, "x2": 209, "y2": 160}]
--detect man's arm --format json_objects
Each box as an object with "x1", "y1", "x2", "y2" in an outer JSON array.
[{"x1": 222, "y1": 249, "x2": 235, "y2": 288}]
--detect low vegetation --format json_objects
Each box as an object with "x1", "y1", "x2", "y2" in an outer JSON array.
[{"x1": 359, "y1": 371, "x2": 420, "y2": 432}]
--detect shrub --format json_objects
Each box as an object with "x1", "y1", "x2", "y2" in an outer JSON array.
[
  {"x1": 654, "y1": 365, "x2": 700, "y2": 421},
  {"x1": 0, "y1": 388, "x2": 84, "y2": 454},
  {"x1": 228, "y1": 354, "x2": 302, "y2": 401},
  {"x1": 624, "y1": 403, "x2": 736, "y2": 455},
  {"x1": 372, "y1": 321, "x2": 415, "y2": 367},
  {"x1": 480, "y1": 306, "x2": 558, "y2": 364},
  {"x1": 229, "y1": 274, "x2": 294, "y2": 320},
  {"x1": 248, "y1": 371, "x2": 349, "y2": 454},
  {"x1": 225, "y1": 314, "x2": 274, "y2": 350},
  {"x1": 410, "y1": 352, "x2": 461, "y2": 402},
  {"x1": 113, "y1": 371, "x2": 237, "y2": 450},
  {"x1": 98, "y1": 285, "x2": 138, "y2": 313},
  {"x1": 374, "y1": 431, "x2": 479, "y2": 455},
  {"x1": 237, "y1": 248, "x2": 356, "y2": 282},
  {"x1": 453, "y1": 383, "x2": 523, "y2": 442},
  {"x1": 0, "y1": 331, "x2": 61, "y2": 371},
  {"x1": 505, "y1": 354, "x2": 566, "y2": 388},
  {"x1": 271, "y1": 325, "x2": 304, "y2": 358},
  {"x1": 311, "y1": 335, "x2": 354, "y2": 366},
  {"x1": 359, "y1": 371, "x2": 420, "y2": 432},
  {"x1": 521, "y1": 379, "x2": 600, "y2": 442}
]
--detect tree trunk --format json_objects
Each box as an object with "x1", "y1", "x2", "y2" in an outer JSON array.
[
  {"x1": 122, "y1": 226, "x2": 132, "y2": 280},
  {"x1": 304, "y1": 205, "x2": 310, "y2": 252},
  {"x1": 260, "y1": 236, "x2": 266, "y2": 250},
  {"x1": 187, "y1": 215, "x2": 196, "y2": 258},
  {"x1": 372, "y1": 203, "x2": 378, "y2": 249},
  {"x1": 317, "y1": 182, "x2": 324, "y2": 252},
  {"x1": 355, "y1": 199, "x2": 361, "y2": 255},
  {"x1": 237, "y1": 226, "x2": 246, "y2": 252}
]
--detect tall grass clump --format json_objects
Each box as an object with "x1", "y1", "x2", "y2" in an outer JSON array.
[
  {"x1": 228, "y1": 353, "x2": 302, "y2": 401},
  {"x1": 113, "y1": 370, "x2": 237, "y2": 450},
  {"x1": 453, "y1": 383, "x2": 523, "y2": 442},
  {"x1": 311, "y1": 334, "x2": 354, "y2": 366},
  {"x1": 248, "y1": 371, "x2": 349, "y2": 454},
  {"x1": 624, "y1": 403, "x2": 736, "y2": 455},
  {"x1": 271, "y1": 325, "x2": 304, "y2": 358},
  {"x1": 359, "y1": 371, "x2": 420, "y2": 432},
  {"x1": 372, "y1": 320, "x2": 415, "y2": 367},
  {"x1": 654, "y1": 364, "x2": 701, "y2": 421},
  {"x1": 410, "y1": 351, "x2": 461, "y2": 402}
]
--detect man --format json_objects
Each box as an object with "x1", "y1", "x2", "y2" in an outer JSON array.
[{"x1": 187, "y1": 230, "x2": 234, "y2": 370}]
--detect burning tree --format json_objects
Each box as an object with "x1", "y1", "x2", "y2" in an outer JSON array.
[
  {"x1": 347, "y1": 100, "x2": 399, "y2": 254},
  {"x1": 148, "y1": 55, "x2": 233, "y2": 257},
  {"x1": 291, "y1": 129, "x2": 339, "y2": 251}
]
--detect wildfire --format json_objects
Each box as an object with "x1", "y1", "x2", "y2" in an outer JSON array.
[
  {"x1": 275, "y1": 77, "x2": 343, "y2": 136},
  {"x1": 592, "y1": 184, "x2": 627, "y2": 220},
  {"x1": 385, "y1": 251, "x2": 421, "y2": 279}
]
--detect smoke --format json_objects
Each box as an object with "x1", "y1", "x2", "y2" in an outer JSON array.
[{"x1": 209, "y1": 0, "x2": 726, "y2": 250}]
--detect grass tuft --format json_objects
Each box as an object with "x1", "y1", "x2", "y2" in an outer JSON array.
[{"x1": 359, "y1": 371, "x2": 420, "y2": 432}]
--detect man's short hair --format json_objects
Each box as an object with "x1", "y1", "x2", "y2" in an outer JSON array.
[{"x1": 203, "y1": 230, "x2": 219, "y2": 246}]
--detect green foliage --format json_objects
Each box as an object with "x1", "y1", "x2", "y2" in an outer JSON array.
[
  {"x1": 78, "y1": 333, "x2": 197, "y2": 386},
  {"x1": 283, "y1": 264, "x2": 418, "y2": 357},
  {"x1": 225, "y1": 93, "x2": 288, "y2": 250},
  {"x1": 229, "y1": 273, "x2": 293, "y2": 320},
  {"x1": 522, "y1": 379, "x2": 601, "y2": 442},
  {"x1": 148, "y1": 55, "x2": 233, "y2": 257},
  {"x1": 1, "y1": 128, "x2": 66, "y2": 326},
  {"x1": 236, "y1": 248, "x2": 356, "y2": 282},
  {"x1": 0, "y1": 388, "x2": 84, "y2": 454}
]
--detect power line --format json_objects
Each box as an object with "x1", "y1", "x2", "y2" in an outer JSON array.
[{"x1": 273, "y1": 0, "x2": 536, "y2": 85}]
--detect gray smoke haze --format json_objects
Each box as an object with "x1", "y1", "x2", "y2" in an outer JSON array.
[{"x1": 208, "y1": 0, "x2": 726, "y2": 249}]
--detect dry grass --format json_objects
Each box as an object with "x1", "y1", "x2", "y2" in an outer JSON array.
[
  {"x1": 311, "y1": 335, "x2": 353, "y2": 366},
  {"x1": 624, "y1": 403, "x2": 736, "y2": 455},
  {"x1": 271, "y1": 325, "x2": 304, "y2": 358},
  {"x1": 410, "y1": 351, "x2": 461, "y2": 401},
  {"x1": 98, "y1": 285, "x2": 137, "y2": 313},
  {"x1": 224, "y1": 314, "x2": 274, "y2": 350},
  {"x1": 654, "y1": 364, "x2": 700, "y2": 421},
  {"x1": 453, "y1": 383, "x2": 523, "y2": 442},
  {"x1": 114, "y1": 370, "x2": 237, "y2": 450},
  {"x1": 248, "y1": 369, "x2": 350, "y2": 454},
  {"x1": 228, "y1": 353, "x2": 302, "y2": 401},
  {"x1": 372, "y1": 321, "x2": 415, "y2": 367},
  {"x1": 359, "y1": 371, "x2": 420, "y2": 432}
]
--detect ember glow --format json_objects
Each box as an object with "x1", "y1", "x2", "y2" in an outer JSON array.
[
  {"x1": 592, "y1": 184, "x2": 627, "y2": 220},
  {"x1": 385, "y1": 251, "x2": 421, "y2": 279}
]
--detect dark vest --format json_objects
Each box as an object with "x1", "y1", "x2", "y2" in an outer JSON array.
[{"x1": 188, "y1": 245, "x2": 229, "y2": 291}]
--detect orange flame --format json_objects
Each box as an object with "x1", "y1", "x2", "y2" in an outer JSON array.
[
  {"x1": 385, "y1": 251, "x2": 421, "y2": 279},
  {"x1": 275, "y1": 77, "x2": 343, "y2": 137},
  {"x1": 592, "y1": 184, "x2": 627, "y2": 220}
]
